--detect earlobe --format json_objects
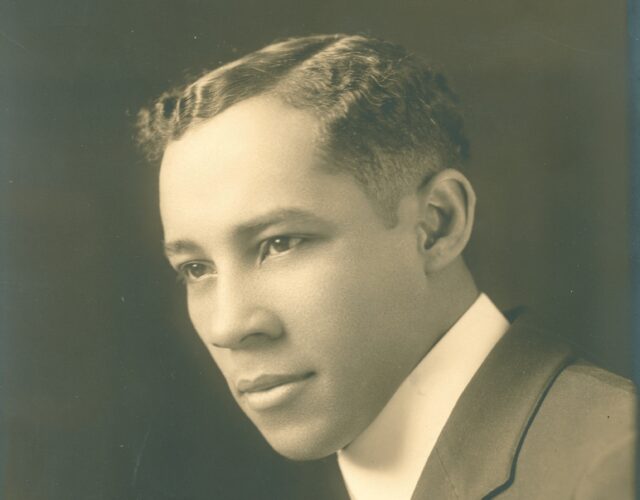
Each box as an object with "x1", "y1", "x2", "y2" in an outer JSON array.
[{"x1": 416, "y1": 169, "x2": 476, "y2": 273}]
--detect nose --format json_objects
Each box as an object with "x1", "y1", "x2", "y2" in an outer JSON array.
[{"x1": 200, "y1": 274, "x2": 284, "y2": 350}]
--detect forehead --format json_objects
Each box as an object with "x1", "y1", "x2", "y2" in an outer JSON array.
[
  {"x1": 161, "y1": 96, "x2": 322, "y2": 179},
  {"x1": 159, "y1": 97, "x2": 376, "y2": 241}
]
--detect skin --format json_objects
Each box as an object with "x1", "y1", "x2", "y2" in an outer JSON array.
[{"x1": 159, "y1": 96, "x2": 478, "y2": 460}]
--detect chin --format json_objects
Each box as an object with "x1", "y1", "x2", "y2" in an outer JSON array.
[
  {"x1": 266, "y1": 438, "x2": 338, "y2": 461},
  {"x1": 258, "y1": 422, "x2": 354, "y2": 461}
]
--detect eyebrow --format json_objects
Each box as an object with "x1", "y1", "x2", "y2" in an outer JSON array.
[
  {"x1": 233, "y1": 207, "x2": 332, "y2": 236},
  {"x1": 163, "y1": 239, "x2": 204, "y2": 258},
  {"x1": 163, "y1": 208, "x2": 331, "y2": 258}
]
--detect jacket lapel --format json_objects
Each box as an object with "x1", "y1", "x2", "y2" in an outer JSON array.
[{"x1": 411, "y1": 314, "x2": 574, "y2": 499}]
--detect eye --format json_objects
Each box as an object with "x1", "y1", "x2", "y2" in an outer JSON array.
[
  {"x1": 260, "y1": 236, "x2": 304, "y2": 261},
  {"x1": 177, "y1": 261, "x2": 216, "y2": 283}
]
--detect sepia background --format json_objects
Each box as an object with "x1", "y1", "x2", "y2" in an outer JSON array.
[{"x1": 1, "y1": 0, "x2": 632, "y2": 498}]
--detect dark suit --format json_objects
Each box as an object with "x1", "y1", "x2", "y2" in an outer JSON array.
[{"x1": 408, "y1": 312, "x2": 636, "y2": 499}]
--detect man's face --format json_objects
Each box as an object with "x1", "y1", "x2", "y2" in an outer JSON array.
[{"x1": 160, "y1": 97, "x2": 434, "y2": 460}]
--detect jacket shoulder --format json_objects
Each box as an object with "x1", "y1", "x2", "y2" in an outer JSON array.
[
  {"x1": 544, "y1": 360, "x2": 636, "y2": 437},
  {"x1": 497, "y1": 360, "x2": 636, "y2": 499}
]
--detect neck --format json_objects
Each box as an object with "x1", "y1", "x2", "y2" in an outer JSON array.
[{"x1": 425, "y1": 258, "x2": 479, "y2": 345}]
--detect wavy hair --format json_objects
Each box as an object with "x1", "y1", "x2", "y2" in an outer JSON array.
[{"x1": 137, "y1": 34, "x2": 469, "y2": 222}]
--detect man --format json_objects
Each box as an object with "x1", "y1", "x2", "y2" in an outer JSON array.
[{"x1": 137, "y1": 34, "x2": 635, "y2": 499}]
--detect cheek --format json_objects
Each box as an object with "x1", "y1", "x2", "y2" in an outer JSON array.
[
  {"x1": 273, "y1": 240, "x2": 426, "y2": 359},
  {"x1": 184, "y1": 288, "x2": 211, "y2": 339}
]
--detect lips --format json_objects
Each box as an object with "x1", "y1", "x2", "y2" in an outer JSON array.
[
  {"x1": 237, "y1": 372, "x2": 314, "y2": 394},
  {"x1": 236, "y1": 372, "x2": 315, "y2": 411}
]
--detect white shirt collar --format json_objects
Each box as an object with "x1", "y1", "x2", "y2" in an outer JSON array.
[{"x1": 337, "y1": 293, "x2": 510, "y2": 500}]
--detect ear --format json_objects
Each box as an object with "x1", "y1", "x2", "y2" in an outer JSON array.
[{"x1": 415, "y1": 169, "x2": 476, "y2": 274}]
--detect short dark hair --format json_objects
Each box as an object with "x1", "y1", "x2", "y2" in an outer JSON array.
[{"x1": 137, "y1": 34, "x2": 469, "y2": 222}]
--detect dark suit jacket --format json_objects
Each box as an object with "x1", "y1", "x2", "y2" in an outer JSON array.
[{"x1": 407, "y1": 313, "x2": 636, "y2": 499}]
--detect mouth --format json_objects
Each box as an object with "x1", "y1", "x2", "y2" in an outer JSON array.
[{"x1": 236, "y1": 372, "x2": 315, "y2": 411}]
